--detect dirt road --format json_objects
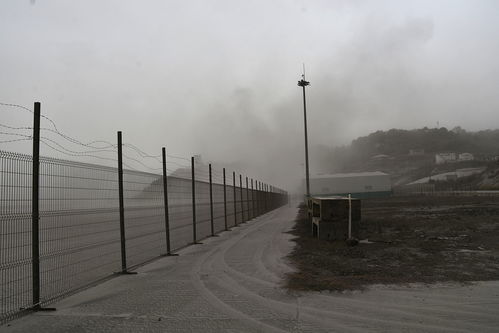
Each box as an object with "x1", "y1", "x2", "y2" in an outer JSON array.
[{"x1": 3, "y1": 205, "x2": 499, "y2": 332}]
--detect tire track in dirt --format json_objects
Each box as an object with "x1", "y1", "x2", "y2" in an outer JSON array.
[{"x1": 191, "y1": 206, "x2": 497, "y2": 332}]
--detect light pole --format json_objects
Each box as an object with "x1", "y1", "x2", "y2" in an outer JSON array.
[{"x1": 298, "y1": 74, "x2": 310, "y2": 198}]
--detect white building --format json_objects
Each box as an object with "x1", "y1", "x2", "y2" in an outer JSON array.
[
  {"x1": 308, "y1": 171, "x2": 391, "y2": 198},
  {"x1": 458, "y1": 153, "x2": 474, "y2": 161},
  {"x1": 435, "y1": 152, "x2": 475, "y2": 164},
  {"x1": 435, "y1": 153, "x2": 456, "y2": 164}
]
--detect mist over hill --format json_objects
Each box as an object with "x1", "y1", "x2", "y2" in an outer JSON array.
[{"x1": 313, "y1": 127, "x2": 499, "y2": 174}]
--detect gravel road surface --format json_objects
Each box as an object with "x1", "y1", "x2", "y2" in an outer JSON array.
[{"x1": 2, "y1": 205, "x2": 499, "y2": 332}]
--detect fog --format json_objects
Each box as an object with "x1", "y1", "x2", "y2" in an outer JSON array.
[{"x1": 1, "y1": 0, "x2": 499, "y2": 191}]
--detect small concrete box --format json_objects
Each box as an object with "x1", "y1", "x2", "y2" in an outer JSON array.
[{"x1": 310, "y1": 196, "x2": 361, "y2": 241}]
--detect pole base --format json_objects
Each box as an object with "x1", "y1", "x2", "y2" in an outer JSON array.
[
  {"x1": 116, "y1": 270, "x2": 138, "y2": 275},
  {"x1": 22, "y1": 305, "x2": 57, "y2": 312},
  {"x1": 35, "y1": 307, "x2": 57, "y2": 312},
  {"x1": 161, "y1": 253, "x2": 179, "y2": 257}
]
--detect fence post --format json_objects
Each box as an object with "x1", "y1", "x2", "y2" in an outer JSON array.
[
  {"x1": 262, "y1": 183, "x2": 265, "y2": 212},
  {"x1": 161, "y1": 148, "x2": 176, "y2": 256},
  {"x1": 223, "y1": 168, "x2": 228, "y2": 231},
  {"x1": 31, "y1": 102, "x2": 41, "y2": 309},
  {"x1": 245, "y1": 176, "x2": 249, "y2": 220},
  {"x1": 265, "y1": 184, "x2": 268, "y2": 212},
  {"x1": 209, "y1": 164, "x2": 214, "y2": 236},
  {"x1": 269, "y1": 184, "x2": 271, "y2": 210},
  {"x1": 239, "y1": 174, "x2": 244, "y2": 223},
  {"x1": 271, "y1": 185, "x2": 273, "y2": 209},
  {"x1": 267, "y1": 184, "x2": 270, "y2": 210},
  {"x1": 191, "y1": 156, "x2": 198, "y2": 244},
  {"x1": 271, "y1": 185, "x2": 274, "y2": 209},
  {"x1": 262, "y1": 182, "x2": 265, "y2": 213},
  {"x1": 30, "y1": 103, "x2": 56, "y2": 311},
  {"x1": 266, "y1": 184, "x2": 269, "y2": 209},
  {"x1": 233, "y1": 171, "x2": 237, "y2": 226},
  {"x1": 117, "y1": 132, "x2": 135, "y2": 274},
  {"x1": 251, "y1": 178, "x2": 255, "y2": 219},
  {"x1": 258, "y1": 182, "x2": 263, "y2": 215},
  {"x1": 270, "y1": 185, "x2": 274, "y2": 209},
  {"x1": 117, "y1": 131, "x2": 127, "y2": 272},
  {"x1": 256, "y1": 181, "x2": 260, "y2": 216}
]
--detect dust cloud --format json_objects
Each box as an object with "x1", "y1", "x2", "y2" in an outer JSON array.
[{"x1": 1, "y1": 0, "x2": 499, "y2": 192}]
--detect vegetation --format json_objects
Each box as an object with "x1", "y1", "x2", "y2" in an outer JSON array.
[{"x1": 319, "y1": 127, "x2": 499, "y2": 173}]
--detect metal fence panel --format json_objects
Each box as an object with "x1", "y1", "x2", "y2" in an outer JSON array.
[
  {"x1": 212, "y1": 183, "x2": 225, "y2": 233},
  {"x1": 38, "y1": 157, "x2": 121, "y2": 305},
  {"x1": 0, "y1": 149, "x2": 287, "y2": 324},
  {"x1": 123, "y1": 170, "x2": 165, "y2": 268},
  {"x1": 0, "y1": 151, "x2": 32, "y2": 323},
  {"x1": 195, "y1": 180, "x2": 211, "y2": 241},
  {"x1": 167, "y1": 176, "x2": 193, "y2": 250}
]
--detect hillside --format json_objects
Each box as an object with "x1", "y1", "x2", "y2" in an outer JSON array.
[{"x1": 317, "y1": 127, "x2": 499, "y2": 188}]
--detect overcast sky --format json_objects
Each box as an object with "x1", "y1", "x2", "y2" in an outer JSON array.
[{"x1": 1, "y1": 0, "x2": 499, "y2": 189}]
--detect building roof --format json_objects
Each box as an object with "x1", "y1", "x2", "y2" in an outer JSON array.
[
  {"x1": 311, "y1": 196, "x2": 360, "y2": 201},
  {"x1": 311, "y1": 171, "x2": 389, "y2": 179}
]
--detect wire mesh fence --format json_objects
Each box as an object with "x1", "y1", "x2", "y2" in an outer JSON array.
[
  {"x1": 0, "y1": 151, "x2": 32, "y2": 322},
  {"x1": 122, "y1": 169, "x2": 164, "y2": 268},
  {"x1": 393, "y1": 183, "x2": 499, "y2": 197},
  {"x1": 38, "y1": 156, "x2": 121, "y2": 306},
  {"x1": 0, "y1": 149, "x2": 288, "y2": 324}
]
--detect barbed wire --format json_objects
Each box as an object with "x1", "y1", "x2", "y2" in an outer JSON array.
[
  {"x1": 121, "y1": 153, "x2": 163, "y2": 172},
  {"x1": 0, "y1": 138, "x2": 32, "y2": 144},
  {"x1": 39, "y1": 138, "x2": 138, "y2": 170},
  {"x1": 0, "y1": 102, "x2": 60, "y2": 135},
  {"x1": 40, "y1": 136, "x2": 116, "y2": 155},
  {"x1": 167, "y1": 153, "x2": 191, "y2": 161},
  {"x1": 0, "y1": 105, "x2": 162, "y2": 172},
  {"x1": 0, "y1": 123, "x2": 33, "y2": 131},
  {"x1": 123, "y1": 143, "x2": 162, "y2": 161},
  {"x1": 0, "y1": 131, "x2": 32, "y2": 139},
  {"x1": 0, "y1": 102, "x2": 257, "y2": 181},
  {"x1": 0, "y1": 129, "x2": 158, "y2": 172},
  {"x1": 0, "y1": 102, "x2": 117, "y2": 150},
  {"x1": 41, "y1": 137, "x2": 162, "y2": 172},
  {"x1": 167, "y1": 160, "x2": 191, "y2": 168}
]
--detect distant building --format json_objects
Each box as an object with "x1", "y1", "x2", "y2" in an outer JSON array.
[
  {"x1": 435, "y1": 152, "x2": 474, "y2": 164},
  {"x1": 409, "y1": 149, "x2": 425, "y2": 156},
  {"x1": 458, "y1": 153, "x2": 474, "y2": 161},
  {"x1": 435, "y1": 152, "x2": 456, "y2": 164},
  {"x1": 370, "y1": 154, "x2": 389, "y2": 160},
  {"x1": 308, "y1": 171, "x2": 391, "y2": 199}
]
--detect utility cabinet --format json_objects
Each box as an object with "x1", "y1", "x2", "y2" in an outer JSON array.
[{"x1": 310, "y1": 196, "x2": 361, "y2": 241}]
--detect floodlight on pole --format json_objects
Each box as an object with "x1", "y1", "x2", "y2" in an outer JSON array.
[{"x1": 298, "y1": 69, "x2": 311, "y2": 198}]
